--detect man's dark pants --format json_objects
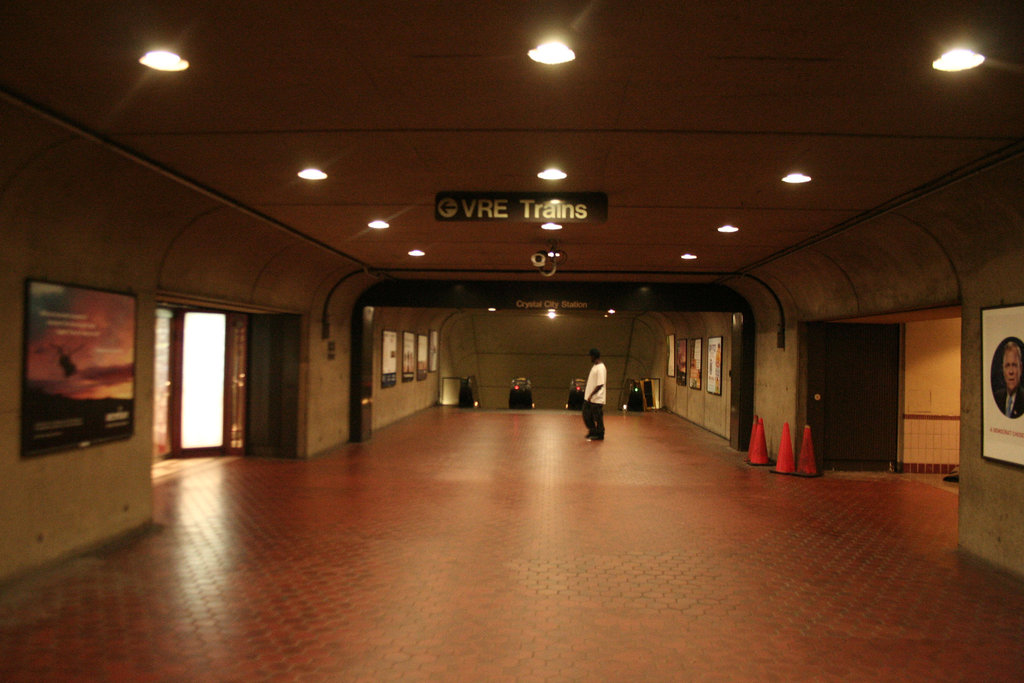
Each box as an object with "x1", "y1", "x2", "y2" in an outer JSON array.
[{"x1": 583, "y1": 400, "x2": 605, "y2": 439}]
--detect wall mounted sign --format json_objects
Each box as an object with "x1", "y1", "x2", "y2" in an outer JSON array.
[
  {"x1": 435, "y1": 192, "x2": 607, "y2": 223},
  {"x1": 21, "y1": 280, "x2": 136, "y2": 457}
]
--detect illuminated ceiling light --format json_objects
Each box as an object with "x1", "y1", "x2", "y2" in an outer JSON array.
[
  {"x1": 681, "y1": 253, "x2": 698, "y2": 260},
  {"x1": 782, "y1": 173, "x2": 812, "y2": 184},
  {"x1": 541, "y1": 222, "x2": 563, "y2": 231},
  {"x1": 139, "y1": 50, "x2": 189, "y2": 71},
  {"x1": 547, "y1": 309, "x2": 557, "y2": 319},
  {"x1": 408, "y1": 249, "x2": 425, "y2": 257},
  {"x1": 607, "y1": 309, "x2": 616, "y2": 315},
  {"x1": 488, "y1": 308, "x2": 497, "y2": 312},
  {"x1": 368, "y1": 220, "x2": 389, "y2": 229},
  {"x1": 933, "y1": 49, "x2": 985, "y2": 71},
  {"x1": 538, "y1": 168, "x2": 567, "y2": 180},
  {"x1": 717, "y1": 225, "x2": 739, "y2": 233},
  {"x1": 298, "y1": 168, "x2": 327, "y2": 180},
  {"x1": 529, "y1": 41, "x2": 575, "y2": 65}
]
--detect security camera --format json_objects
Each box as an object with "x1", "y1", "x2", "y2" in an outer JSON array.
[{"x1": 531, "y1": 251, "x2": 548, "y2": 268}]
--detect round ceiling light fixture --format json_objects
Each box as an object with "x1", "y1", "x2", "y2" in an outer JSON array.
[
  {"x1": 782, "y1": 173, "x2": 812, "y2": 184},
  {"x1": 368, "y1": 220, "x2": 389, "y2": 229},
  {"x1": 932, "y1": 49, "x2": 985, "y2": 71},
  {"x1": 298, "y1": 168, "x2": 327, "y2": 180},
  {"x1": 717, "y1": 225, "x2": 739, "y2": 233},
  {"x1": 139, "y1": 50, "x2": 189, "y2": 71},
  {"x1": 529, "y1": 42, "x2": 575, "y2": 64},
  {"x1": 538, "y1": 168, "x2": 567, "y2": 180}
]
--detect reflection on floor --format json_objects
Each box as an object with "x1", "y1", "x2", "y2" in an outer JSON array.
[{"x1": 1, "y1": 408, "x2": 1020, "y2": 682}]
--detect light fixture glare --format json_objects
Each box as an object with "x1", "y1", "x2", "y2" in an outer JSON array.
[
  {"x1": 529, "y1": 42, "x2": 575, "y2": 65},
  {"x1": 368, "y1": 220, "x2": 389, "y2": 229},
  {"x1": 538, "y1": 168, "x2": 567, "y2": 180},
  {"x1": 933, "y1": 49, "x2": 985, "y2": 71},
  {"x1": 541, "y1": 222, "x2": 563, "y2": 231},
  {"x1": 408, "y1": 249, "x2": 425, "y2": 257},
  {"x1": 139, "y1": 50, "x2": 189, "y2": 71},
  {"x1": 717, "y1": 225, "x2": 739, "y2": 233},
  {"x1": 681, "y1": 253, "x2": 698, "y2": 260},
  {"x1": 298, "y1": 168, "x2": 328, "y2": 180},
  {"x1": 782, "y1": 173, "x2": 812, "y2": 184}
]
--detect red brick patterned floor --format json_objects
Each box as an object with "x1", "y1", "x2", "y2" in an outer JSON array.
[{"x1": 2, "y1": 408, "x2": 1023, "y2": 682}]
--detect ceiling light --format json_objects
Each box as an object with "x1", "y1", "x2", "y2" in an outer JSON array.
[
  {"x1": 139, "y1": 50, "x2": 189, "y2": 71},
  {"x1": 717, "y1": 225, "x2": 739, "y2": 233},
  {"x1": 408, "y1": 249, "x2": 425, "y2": 257},
  {"x1": 547, "y1": 309, "x2": 557, "y2": 319},
  {"x1": 529, "y1": 42, "x2": 575, "y2": 65},
  {"x1": 782, "y1": 173, "x2": 812, "y2": 184},
  {"x1": 607, "y1": 309, "x2": 616, "y2": 315},
  {"x1": 933, "y1": 49, "x2": 985, "y2": 71},
  {"x1": 298, "y1": 168, "x2": 327, "y2": 180},
  {"x1": 681, "y1": 253, "x2": 698, "y2": 260},
  {"x1": 368, "y1": 220, "x2": 389, "y2": 229},
  {"x1": 488, "y1": 308, "x2": 497, "y2": 312},
  {"x1": 541, "y1": 223, "x2": 562, "y2": 231},
  {"x1": 538, "y1": 168, "x2": 567, "y2": 180}
]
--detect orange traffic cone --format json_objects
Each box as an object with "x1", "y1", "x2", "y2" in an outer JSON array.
[
  {"x1": 772, "y1": 422, "x2": 795, "y2": 474},
  {"x1": 747, "y1": 417, "x2": 771, "y2": 466},
  {"x1": 747, "y1": 415, "x2": 759, "y2": 456},
  {"x1": 795, "y1": 425, "x2": 822, "y2": 477}
]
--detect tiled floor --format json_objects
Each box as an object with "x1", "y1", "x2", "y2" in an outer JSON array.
[{"x1": 2, "y1": 408, "x2": 1023, "y2": 682}]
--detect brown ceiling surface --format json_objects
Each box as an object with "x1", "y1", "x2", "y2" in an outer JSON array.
[{"x1": 2, "y1": 1, "x2": 1022, "y2": 280}]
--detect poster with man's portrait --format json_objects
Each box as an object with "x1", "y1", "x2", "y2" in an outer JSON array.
[{"x1": 982, "y1": 304, "x2": 1024, "y2": 466}]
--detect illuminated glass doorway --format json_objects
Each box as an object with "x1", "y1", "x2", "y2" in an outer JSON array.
[{"x1": 153, "y1": 307, "x2": 247, "y2": 459}]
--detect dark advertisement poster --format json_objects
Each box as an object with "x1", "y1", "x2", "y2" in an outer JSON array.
[{"x1": 21, "y1": 281, "x2": 136, "y2": 457}]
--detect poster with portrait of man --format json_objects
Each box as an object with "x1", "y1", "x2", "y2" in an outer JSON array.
[{"x1": 982, "y1": 304, "x2": 1024, "y2": 466}]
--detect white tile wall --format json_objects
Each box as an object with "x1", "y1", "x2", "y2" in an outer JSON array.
[{"x1": 903, "y1": 416, "x2": 960, "y2": 467}]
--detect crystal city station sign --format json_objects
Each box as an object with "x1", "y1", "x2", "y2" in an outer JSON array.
[{"x1": 435, "y1": 192, "x2": 608, "y2": 223}]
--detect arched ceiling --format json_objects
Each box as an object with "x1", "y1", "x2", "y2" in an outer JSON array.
[{"x1": 2, "y1": 1, "x2": 1022, "y2": 282}]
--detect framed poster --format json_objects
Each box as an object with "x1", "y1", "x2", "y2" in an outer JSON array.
[
  {"x1": 667, "y1": 334, "x2": 675, "y2": 377},
  {"x1": 429, "y1": 329, "x2": 439, "y2": 372},
  {"x1": 675, "y1": 337, "x2": 687, "y2": 386},
  {"x1": 689, "y1": 337, "x2": 702, "y2": 390},
  {"x1": 417, "y1": 333, "x2": 428, "y2": 380},
  {"x1": 381, "y1": 330, "x2": 397, "y2": 387},
  {"x1": 402, "y1": 331, "x2": 416, "y2": 382},
  {"x1": 982, "y1": 304, "x2": 1024, "y2": 466},
  {"x1": 21, "y1": 280, "x2": 136, "y2": 457},
  {"x1": 707, "y1": 336, "x2": 723, "y2": 396}
]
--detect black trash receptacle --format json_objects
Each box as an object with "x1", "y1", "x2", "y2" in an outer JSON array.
[
  {"x1": 508, "y1": 377, "x2": 533, "y2": 409},
  {"x1": 458, "y1": 378, "x2": 475, "y2": 408}
]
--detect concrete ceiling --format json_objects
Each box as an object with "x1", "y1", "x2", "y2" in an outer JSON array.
[{"x1": 2, "y1": 1, "x2": 1022, "y2": 282}]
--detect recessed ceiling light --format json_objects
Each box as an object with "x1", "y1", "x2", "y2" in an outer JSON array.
[
  {"x1": 607, "y1": 309, "x2": 616, "y2": 315},
  {"x1": 538, "y1": 168, "x2": 567, "y2": 180},
  {"x1": 681, "y1": 253, "x2": 698, "y2": 260},
  {"x1": 408, "y1": 249, "x2": 425, "y2": 257},
  {"x1": 368, "y1": 220, "x2": 389, "y2": 229},
  {"x1": 541, "y1": 222, "x2": 563, "y2": 231},
  {"x1": 547, "y1": 309, "x2": 557, "y2": 318},
  {"x1": 717, "y1": 225, "x2": 739, "y2": 233},
  {"x1": 782, "y1": 173, "x2": 812, "y2": 184},
  {"x1": 528, "y1": 42, "x2": 575, "y2": 65},
  {"x1": 933, "y1": 49, "x2": 985, "y2": 71},
  {"x1": 488, "y1": 308, "x2": 497, "y2": 312},
  {"x1": 139, "y1": 50, "x2": 189, "y2": 71},
  {"x1": 298, "y1": 168, "x2": 327, "y2": 180}
]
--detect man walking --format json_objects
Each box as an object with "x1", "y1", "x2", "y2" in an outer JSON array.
[{"x1": 583, "y1": 348, "x2": 606, "y2": 441}]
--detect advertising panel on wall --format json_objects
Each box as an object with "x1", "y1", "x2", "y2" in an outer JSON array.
[
  {"x1": 675, "y1": 337, "x2": 687, "y2": 386},
  {"x1": 402, "y1": 331, "x2": 416, "y2": 382},
  {"x1": 382, "y1": 330, "x2": 397, "y2": 387},
  {"x1": 689, "y1": 338, "x2": 702, "y2": 390},
  {"x1": 982, "y1": 304, "x2": 1024, "y2": 466},
  {"x1": 417, "y1": 334, "x2": 428, "y2": 380},
  {"x1": 21, "y1": 280, "x2": 136, "y2": 457},
  {"x1": 707, "y1": 336, "x2": 723, "y2": 396}
]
